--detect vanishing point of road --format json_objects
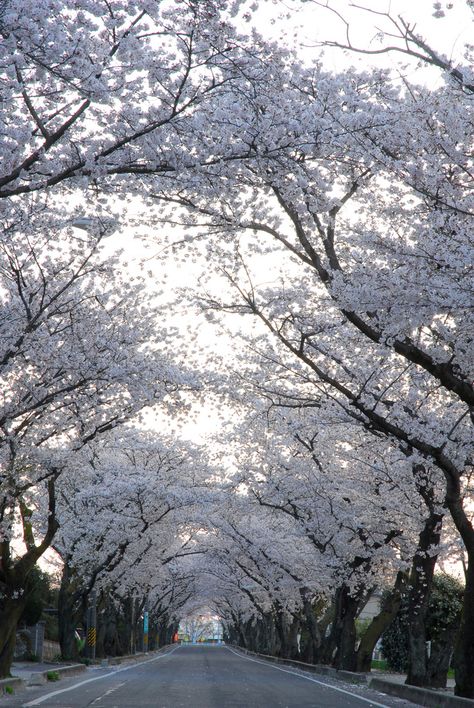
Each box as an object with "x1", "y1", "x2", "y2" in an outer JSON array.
[{"x1": 4, "y1": 645, "x2": 421, "y2": 708}]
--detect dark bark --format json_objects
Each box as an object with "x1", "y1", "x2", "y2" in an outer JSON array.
[
  {"x1": 405, "y1": 508, "x2": 443, "y2": 687},
  {"x1": 237, "y1": 622, "x2": 248, "y2": 649},
  {"x1": 286, "y1": 615, "x2": 301, "y2": 659},
  {"x1": 0, "y1": 481, "x2": 59, "y2": 677},
  {"x1": 58, "y1": 560, "x2": 82, "y2": 660},
  {"x1": 322, "y1": 585, "x2": 362, "y2": 670},
  {"x1": 0, "y1": 599, "x2": 27, "y2": 678},
  {"x1": 301, "y1": 597, "x2": 322, "y2": 664},
  {"x1": 444, "y1": 482, "x2": 474, "y2": 698},
  {"x1": 101, "y1": 606, "x2": 121, "y2": 657},
  {"x1": 274, "y1": 606, "x2": 288, "y2": 657},
  {"x1": 251, "y1": 614, "x2": 276, "y2": 654},
  {"x1": 426, "y1": 623, "x2": 458, "y2": 689},
  {"x1": 453, "y1": 545, "x2": 474, "y2": 697}
]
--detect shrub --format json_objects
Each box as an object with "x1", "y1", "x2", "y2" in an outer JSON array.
[
  {"x1": 381, "y1": 573, "x2": 464, "y2": 672},
  {"x1": 46, "y1": 671, "x2": 60, "y2": 682},
  {"x1": 381, "y1": 599, "x2": 410, "y2": 672}
]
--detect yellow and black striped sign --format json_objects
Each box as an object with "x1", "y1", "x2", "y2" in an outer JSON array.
[{"x1": 87, "y1": 628, "x2": 96, "y2": 647}]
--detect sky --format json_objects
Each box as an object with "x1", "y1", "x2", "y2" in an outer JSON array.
[
  {"x1": 249, "y1": 0, "x2": 472, "y2": 75},
  {"x1": 295, "y1": 1, "x2": 469, "y2": 46}
]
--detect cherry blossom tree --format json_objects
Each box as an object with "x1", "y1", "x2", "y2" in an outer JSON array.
[
  {"x1": 1, "y1": 0, "x2": 471, "y2": 693},
  {"x1": 143, "y1": 4, "x2": 472, "y2": 690},
  {"x1": 0, "y1": 0, "x2": 275, "y2": 207},
  {"x1": 0, "y1": 209, "x2": 191, "y2": 676},
  {"x1": 54, "y1": 427, "x2": 217, "y2": 658}
]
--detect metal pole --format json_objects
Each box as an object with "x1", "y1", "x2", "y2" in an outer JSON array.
[{"x1": 143, "y1": 599, "x2": 149, "y2": 653}]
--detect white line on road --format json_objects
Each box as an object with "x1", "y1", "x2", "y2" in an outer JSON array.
[
  {"x1": 90, "y1": 680, "x2": 126, "y2": 704},
  {"x1": 226, "y1": 646, "x2": 392, "y2": 708},
  {"x1": 22, "y1": 647, "x2": 180, "y2": 707}
]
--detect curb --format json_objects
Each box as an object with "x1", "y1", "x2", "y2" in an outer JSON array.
[
  {"x1": 369, "y1": 678, "x2": 474, "y2": 708},
  {"x1": 106, "y1": 645, "x2": 173, "y2": 666},
  {"x1": 233, "y1": 646, "x2": 367, "y2": 685},
  {"x1": 5, "y1": 663, "x2": 87, "y2": 693},
  {"x1": 42, "y1": 663, "x2": 86, "y2": 679},
  {"x1": 0, "y1": 677, "x2": 23, "y2": 694},
  {"x1": 5, "y1": 649, "x2": 172, "y2": 694},
  {"x1": 26, "y1": 663, "x2": 86, "y2": 687}
]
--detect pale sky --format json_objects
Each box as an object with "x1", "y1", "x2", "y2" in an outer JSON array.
[{"x1": 249, "y1": 0, "x2": 472, "y2": 75}]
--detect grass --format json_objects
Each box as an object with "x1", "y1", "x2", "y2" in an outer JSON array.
[
  {"x1": 4, "y1": 686, "x2": 14, "y2": 695},
  {"x1": 371, "y1": 660, "x2": 455, "y2": 679},
  {"x1": 46, "y1": 671, "x2": 60, "y2": 682}
]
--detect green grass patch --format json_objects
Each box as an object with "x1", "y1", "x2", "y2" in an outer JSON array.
[
  {"x1": 46, "y1": 671, "x2": 60, "y2": 682},
  {"x1": 4, "y1": 685, "x2": 14, "y2": 695},
  {"x1": 371, "y1": 659, "x2": 389, "y2": 671}
]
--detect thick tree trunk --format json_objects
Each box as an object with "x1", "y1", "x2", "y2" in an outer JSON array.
[
  {"x1": 101, "y1": 604, "x2": 120, "y2": 657},
  {"x1": 274, "y1": 606, "x2": 294, "y2": 658},
  {"x1": 0, "y1": 599, "x2": 27, "y2": 678},
  {"x1": 446, "y1": 483, "x2": 474, "y2": 698},
  {"x1": 405, "y1": 509, "x2": 443, "y2": 687},
  {"x1": 323, "y1": 585, "x2": 361, "y2": 671},
  {"x1": 58, "y1": 562, "x2": 81, "y2": 660},
  {"x1": 237, "y1": 623, "x2": 248, "y2": 649},
  {"x1": 406, "y1": 610, "x2": 428, "y2": 687},
  {"x1": 243, "y1": 618, "x2": 256, "y2": 652},
  {"x1": 252, "y1": 615, "x2": 270, "y2": 654},
  {"x1": 453, "y1": 548, "x2": 474, "y2": 697},
  {"x1": 301, "y1": 597, "x2": 322, "y2": 664},
  {"x1": 356, "y1": 571, "x2": 408, "y2": 672},
  {"x1": 425, "y1": 624, "x2": 458, "y2": 689},
  {"x1": 318, "y1": 601, "x2": 335, "y2": 663},
  {"x1": 286, "y1": 616, "x2": 300, "y2": 659}
]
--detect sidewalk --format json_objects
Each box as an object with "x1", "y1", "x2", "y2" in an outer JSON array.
[
  {"x1": 372, "y1": 669, "x2": 456, "y2": 691},
  {"x1": 9, "y1": 660, "x2": 86, "y2": 686},
  {"x1": 368, "y1": 670, "x2": 474, "y2": 708},
  {"x1": 2, "y1": 648, "x2": 170, "y2": 693}
]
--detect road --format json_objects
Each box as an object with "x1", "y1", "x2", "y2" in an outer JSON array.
[{"x1": 3, "y1": 645, "x2": 421, "y2": 708}]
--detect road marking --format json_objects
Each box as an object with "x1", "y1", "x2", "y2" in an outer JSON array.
[
  {"x1": 226, "y1": 646, "x2": 392, "y2": 708},
  {"x1": 22, "y1": 647, "x2": 179, "y2": 706},
  {"x1": 90, "y1": 681, "x2": 126, "y2": 704}
]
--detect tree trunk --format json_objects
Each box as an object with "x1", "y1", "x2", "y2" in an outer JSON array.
[
  {"x1": 261, "y1": 612, "x2": 277, "y2": 655},
  {"x1": 301, "y1": 597, "x2": 322, "y2": 664},
  {"x1": 425, "y1": 623, "x2": 457, "y2": 689},
  {"x1": 318, "y1": 601, "x2": 335, "y2": 663},
  {"x1": 286, "y1": 616, "x2": 300, "y2": 659},
  {"x1": 323, "y1": 585, "x2": 361, "y2": 671},
  {"x1": 446, "y1": 483, "x2": 474, "y2": 698},
  {"x1": 238, "y1": 623, "x2": 248, "y2": 649},
  {"x1": 0, "y1": 599, "x2": 27, "y2": 678},
  {"x1": 356, "y1": 571, "x2": 408, "y2": 672},
  {"x1": 101, "y1": 603, "x2": 120, "y2": 657},
  {"x1": 274, "y1": 606, "x2": 290, "y2": 657},
  {"x1": 58, "y1": 562, "x2": 81, "y2": 660},
  {"x1": 453, "y1": 547, "x2": 474, "y2": 697},
  {"x1": 405, "y1": 509, "x2": 443, "y2": 687}
]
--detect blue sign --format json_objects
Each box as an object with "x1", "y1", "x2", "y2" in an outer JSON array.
[{"x1": 143, "y1": 612, "x2": 149, "y2": 634}]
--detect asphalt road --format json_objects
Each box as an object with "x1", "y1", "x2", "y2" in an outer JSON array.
[{"x1": 4, "y1": 646, "x2": 421, "y2": 708}]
